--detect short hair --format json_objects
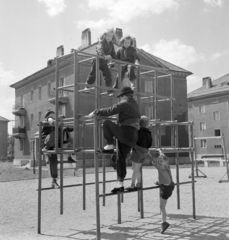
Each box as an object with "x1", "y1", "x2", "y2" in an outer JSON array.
[
  {"x1": 140, "y1": 115, "x2": 149, "y2": 128},
  {"x1": 120, "y1": 35, "x2": 134, "y2": 46}
]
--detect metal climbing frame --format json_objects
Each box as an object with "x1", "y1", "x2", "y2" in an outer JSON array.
[
  {"x1": 37, "y1": 50, "x2": 196, "y2": 239},
  {"x1": 192, "y1": 135, "x2": 229, "y2": 182}
]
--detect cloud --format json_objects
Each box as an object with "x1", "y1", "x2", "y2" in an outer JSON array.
[
  {"x1": 187, "y1": 75, "x2": 202, "y2": 93},
  {"x1": 210, "y1": 52, "x2": 222, "y2": 61},
  {"x1": 204, "y1": 0, "x2": 223, "y2": 7},
  {"x1": 74, "y1": 19, "x2": 114, "y2": 30},
  {"x1": 38, "y1": 0, "x2": 66, "y2": 16},
  {"x1": 0, "y1": 63, "x2": 17, "y2": 86},
  {"x1": 75, "y1": 0, "x2": 180, "y2": 29},
  {"x1": 140, "y1": 39, "x2": 205, "y2": 68}
]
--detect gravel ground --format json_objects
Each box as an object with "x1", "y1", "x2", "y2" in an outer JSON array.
[{"x1": 1, "y1": 163, "x2": 229, "y2": 240}]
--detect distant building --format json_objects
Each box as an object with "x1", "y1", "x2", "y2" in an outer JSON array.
[
  {"x1": 0, "y1": 116, "x2": 10, "y2": 159},
  {"x1": 188, "y1": 74, "x2": 229, "y2": 157},
  {"x1": 10, "y1": 28, "x2": 192, "y2": 166}
]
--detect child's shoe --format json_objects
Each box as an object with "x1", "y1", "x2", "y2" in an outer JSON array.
[
  {"x1": 83, "y1": 87, "x2": 90, "y2": 93},
  {"x1": 111, "y1": 186, "x2": 124, "y2": 193},
  {"x1": 102, "y1": 144, "x2": 115, "y2": 153},
  {"x1": 160, "y1": 221, "x2": 170, "y2": 234},
  {"x1": 135, "y1": 182, "x2": 142, "y2": 189},
  {"x1": 125, "y1": 183, "x2": 135, "y2": 191},
  {"x1": 51, "y1": 180, "x2": 60, "y2": 189},
  {"x1": 67, "y1": 156, "x2": 75, "y2": 163}
]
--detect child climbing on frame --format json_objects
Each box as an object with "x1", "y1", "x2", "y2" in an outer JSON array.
[
  {"x1": 150, "y1": 149, "x2": 175, "y2": 234},
  {"x1": 125, "y1": 116, "x2": 152, "y2": 190},
  {"x1": 84, "y1": 28, "x2": 120, "y2": 93},
  {"x1": 113, "y1": 35, "x2": 140, "y2": 90}
]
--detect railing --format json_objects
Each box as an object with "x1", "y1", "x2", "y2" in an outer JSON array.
[
  {"x1": 12, "y1": 105, "x2": 26, "y2": 116},
  {"x1": 13, "y1": 126, "x2": 26, "y2": 134}
]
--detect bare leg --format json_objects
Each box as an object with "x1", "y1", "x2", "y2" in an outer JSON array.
[
  {"x1": 160, "y1": 197, "x2": 167, "y2": 223},
  {"x1": 132, "y1": 162, "x2": 142, "y2": 186}
]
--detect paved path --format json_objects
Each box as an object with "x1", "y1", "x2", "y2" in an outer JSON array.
[{"x1": 1, "y1": 166, "x2": 229, "y2": 240}]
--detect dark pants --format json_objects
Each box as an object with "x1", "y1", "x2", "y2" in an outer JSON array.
[
  {"x1": 103, "y1": 120, "x2": 138, "y2": 181},
  {"x1": 86, "y1": 59, "x2": 112, "y2": 87},
  {"x1": 113, "y1": 64, "x2": 136, "y2": 89}
]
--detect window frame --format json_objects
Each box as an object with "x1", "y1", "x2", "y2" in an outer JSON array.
[
  {"x1": 200, "y1": 139, "x2": 207, "y2": 148},
  {"x1": 213, "y1": 110, "x2": 220, "y2": 121}
]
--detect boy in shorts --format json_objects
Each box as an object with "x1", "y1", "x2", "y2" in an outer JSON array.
[
  {"x1": 150, "y1": 149, "x2": 175, "y2": 234},
  {"x1": 125, "y1": 116, "x2": 152, "y2": 190}
]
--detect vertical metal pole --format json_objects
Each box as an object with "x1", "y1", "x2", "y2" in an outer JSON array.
[
  {"x1": 154, "y1": 71, "x2": 158, "y2": 120},
  {"x1": 93, "y1": 115, "x2": 100, "y2": 239},
  {"x1": 55, "y1": 58, "x2": 59, "y2": 154},
  {"x1": 37, "y1": 122, "x2": 42, "y2": 234},
  {"x1": 222, "y1": 134, "x2": 229, "y2": 180},
  {"x1": 193, "y1": 136, "x2": 199, "y2": 177},
  {"x1": 117, "y1": 192, "x2": 121, "y2": 224},
  {"x1": 170, "y1": 75, "x2": 174, "y2": 121},
  {"x1": 140, "y1": 165, "x2": 144, "y2": 218},
  {"x1": 102, "y1": 129, "x2": 106, "y2": 206},
  {"x1": 82, "y1": 124, "x2": 86, "y2": 210},
  {"x1": 60, "y1": 125, "x2": 64, "y2": 214},
  {"x1": 189, "y1": 124, "x2": 196, "y2": 219},
  {"x1": 73, "y1": 51, "x2": 79, "y2": 152},
  {"x1": 94, "y1": 56, "x2": 101, "y2": 240},
  {"x1": 175, "y1": 125, "x2": 180, "y2": 209}
]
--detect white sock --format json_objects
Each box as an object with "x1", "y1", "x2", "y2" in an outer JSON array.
[
  {"x1": 117, "y1": 181, "x2": 123, "y2": 187},
  {"x1": 104, "y1": 144, "x2": 114, "y2": 150}
]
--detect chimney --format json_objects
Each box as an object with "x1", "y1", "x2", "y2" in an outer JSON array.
[
  {"x1": 56, "y1": 45, "x2": 64, "y2": 57},
  {"x1": 81, "y1": 28, "x2": 91, "y2": 48},
  {"x1": 133, "y1": 37, "x2": 137, "y2": 47},
  {"x1": 114, "y1": 28, "x2": 123, "y2": 40},
  {"x1": 202, "y1": 77, "x2": 212, "y2": 89}
]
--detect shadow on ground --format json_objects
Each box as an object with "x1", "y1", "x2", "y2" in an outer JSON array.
[{"x1": 41, "y1": 213, "x2": 229, "y2": 240}]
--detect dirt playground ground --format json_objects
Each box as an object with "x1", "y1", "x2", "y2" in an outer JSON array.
[{"x1": 0, "y1": 162, "x2": 229, "y2": 240}]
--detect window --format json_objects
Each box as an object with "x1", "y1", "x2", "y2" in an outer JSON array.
[
  {"x1": 200, "y1": 139, "x2": 207, "y2": 148},
  {"x1": 214, "y1": 129, "x2": 221, "y2": 136},
  {"x1": 30, "y1": 114, "x2": 34, "y2": 127},
  {"x1": 59, "y1": 105, "x2": 66, "y2": 116},
  {"x1": 47, "y1": 82, "x2": 51, "y2": 97},
  {"x1": 20, "y1": 116, "x2": 24, "y2": 127},
  {"x1": 20, "y1": 139, "x2": 24, "y2": 152},
  {"x1": 145, "y1": 106, "x2": 153, "y2": 119},
  {"x1": 145, "y1": 80, "x2": 153, "y2": 93},
  {"x1": 200, "y1": 122, "x2": 206, "y2": 131},
  {"x1": 214, "y1": 145, "x2": 222, "y2": 148},
  {"x1": 39, "y1": 86, "x2": 42, "y2": 100},
  {"x1": 38, "y1": 112, "x2": 42, "y2": 123},
  {"x1": 31, "y1": 89, "x2": 34, "y2": 102},
  {"x1": 199, "y1": 104, "x2": 205, "y2": 113},
  {"x1": 228, "y1": 100, "x2": 229, "y2": 110},
  {"x1": 20, "y1": 95, "x2": 25, "y2": 106},
  {"x1": 213, "y1": 111, "x2": 220, "y2": 121}
]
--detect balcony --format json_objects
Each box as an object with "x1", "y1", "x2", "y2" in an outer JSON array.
[
  {"x1": 12, "y1": 127, "x2": 26, "y2": 139},
  {"x1": 12, "y1": 105, "x2": 26, "y2": 116},
  {"x1": 48, "y1": 90, "x2": 69, "y2": 104}
]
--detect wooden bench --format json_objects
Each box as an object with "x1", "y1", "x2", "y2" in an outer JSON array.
[{"x1": 196, "y1": 158, "x2": 228, "y2": 167}]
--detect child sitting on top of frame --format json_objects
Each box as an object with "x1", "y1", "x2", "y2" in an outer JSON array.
[
  {"x1": 125, "y1": 116, "x2": 152, "y2": 190},
  {"x1": 149, "y1": 149, "x2": 175, "y2": 234},
  {"x1": 84, "y1": 28, "x2": 120, "y2": 94},
  {"x1": 113, "y1": 35, "x2": 140, "y2": 90}
]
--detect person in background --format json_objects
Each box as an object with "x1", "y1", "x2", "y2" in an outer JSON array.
[{"x1": 41, "y1": 110, "x2": 75, "y2": 188}]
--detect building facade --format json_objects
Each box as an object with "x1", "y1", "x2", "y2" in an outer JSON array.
[
  {"x1": 10, "y1": 28, "x2": 192, "y2": 165},
  {"x1": 188, "y1": 74, "x2": 229, "y2": 157},
  {"x1": 0, "y1": 116, "x2": 9, "y2": 159}
]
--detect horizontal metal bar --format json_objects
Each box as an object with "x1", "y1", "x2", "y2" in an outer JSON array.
[
  {"x1": 37, "y1": 178, "x2": 131, "y2": 191},
  {"x1": 99, "y1": 181, "x2": 195, "y2": 197},
  {"x1": 194, "y1": 136, "x2": 222, "y2": 140},
  {"x1": 78, "y1": 57, "x2": 95, "y2": 64}
]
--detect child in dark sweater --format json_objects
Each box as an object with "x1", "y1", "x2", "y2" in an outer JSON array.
[
  {"x1": 84, "y1": 28, "x2": 119, "y2": 93},
  {"x1": 113, "y1": 35, "x2": 140, "y2": 89}
]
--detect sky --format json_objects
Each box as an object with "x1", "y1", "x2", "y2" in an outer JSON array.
[{"x1": 0, "y1": 0, "x2": 229, "y2": 133}]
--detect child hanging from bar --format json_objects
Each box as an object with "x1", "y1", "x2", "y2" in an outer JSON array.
[
  {"x1": 84, "y1": 28, "x2": 120, "y2": 93},
  {"x1": 125, "y1": 116, "x2": 152, "y2": 190},
  {"x1": 113, "y1": 35, "x2": 140, "y2": 90},
  {"x1": 149, "y1": 149, "x2": 175, "y2": 234}
]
